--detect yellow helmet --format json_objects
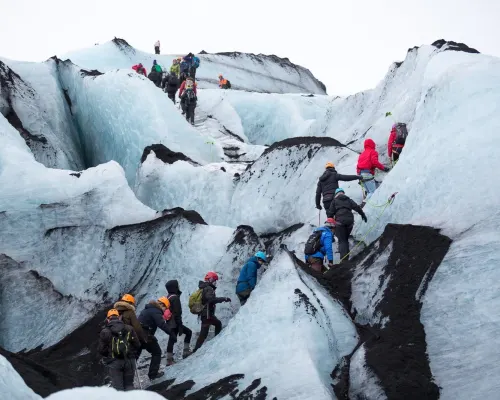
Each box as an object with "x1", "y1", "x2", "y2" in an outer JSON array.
[
  {"x1": 158, "y1": 296, "x2": 170, "y2": 309},
  {"x1": 107, "y1": 309, "x2": 120, "y2": 318},
  {"x1": 121, "y1": 294, "x2": 135, "y2": 304},
  {"x1": 325, "y1": 162, "x2": 335, "y2": 169}
]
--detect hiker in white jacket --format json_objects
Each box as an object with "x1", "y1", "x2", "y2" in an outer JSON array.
[{"x1": 154, "y1": 40, "x2": 160, "y2": 54}]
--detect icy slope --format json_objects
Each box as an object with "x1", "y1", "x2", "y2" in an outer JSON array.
[
  {"x1": 158, "y1": 250, "x2": 357, "y2": 400},
  {"x1": 0, "y1": 354, "x2": 41, "y2": 400},
  {"x1": 61, "y1": 38, "x2": 326, "y2": 94}
]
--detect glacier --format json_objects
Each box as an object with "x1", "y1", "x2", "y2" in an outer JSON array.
[{"x1": 1, "y1": 36, "x2": 500, "y2": 400}]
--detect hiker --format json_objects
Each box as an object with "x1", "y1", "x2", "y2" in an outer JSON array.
[
  {"x1": 316, "y1": 162, "x2": 363, "y2": 212},
  {"x1": 154, "y1": 40, "x2": 160, "y2": 55},
  {"x1": 304, "y1": 218, "x2": 336, "y2": 272},
  {"x1": 192, "y1": 272, "x2": 231, "y2": 352},
  {"x1": 164, "y1": 72, "x2": 180, "y2": 104},
  {"x1": 218, "y1": 74, "x2": 231, "y2": 89},
  {"x1": 114, "y1": 294, "x2": 148, "y2": 345},
  {"x1": 137, "y1": 297, "x2": 172, "y2": 380},
  {"x1": 132, "y1": 63, "x2": 147, "y2": 77},
  {"x1": 328, "y1": 188, "x2": 367, "y2": 262},
  {"x1": 170, "y1": 58, "x2": 181, "y2": 78},
  {"x1": 179, "y1": 77, "x2": 197, "y2": 125},
  {"x1": 387, "y1": 123, "x2": 408, "y2": 164},
  {"x1": 190, "y1": 54, "x2": 200, "y2": 79},
  {"x1": 98, "y1": 309, "x2": 141, "y2": 391},
  {"x1": 235, "y1": 251, "x2": 268, "y2": 306},
  {"x1": 148, "y1": 60, "x2": 163, "y2": 87},
  {"x1": 179, "y1": 56, "x2": 192, "y2": 84},
  {"x1": 357, "y1": 139, "x2": 389, "y2": 201},
  {"x1": 164, "y1": 280, "x2": 192, "y2": 366}
]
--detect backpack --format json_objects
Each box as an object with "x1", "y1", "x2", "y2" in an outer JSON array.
[
  {"x1": 111, "y1": 328, "x2": 131, "y2": 359},
  {"x1": 304, "y1": 230, "x2": 323, "y2": 255},
  {"x1": 163, "y1": 294, "x2": 176, "y2": 321},
  {"x1": 394, "y1": 123, "x2": 408, "y2": 145},
  {"x1": 225, "y1": 80, "x2": 231, "y2": 89},
  {"x1": 188, "y1": 289, "x2": 203, "y2": 314},
  {"x1": 193, "y1": 57, "x2": 200, "y2": 68},
  {"x1": 183, "y1": 88, "x2": 197, "y2": 104}
]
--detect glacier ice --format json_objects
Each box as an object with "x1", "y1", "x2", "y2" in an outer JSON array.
[{"x1": 0, "y1": 354, "x2": 41, "y2": 400}]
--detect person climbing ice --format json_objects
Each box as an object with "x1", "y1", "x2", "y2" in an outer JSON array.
[
  {"x1": 179, "y1": 55, "x2": 193, "y2": 84},
  {"x1": 179, "y1": 76, "x2": 197, "y2": 125},
  {"x1": 316, "y1": 162, "x2": 363, "y2": 213},
  {"x1": 387, "y1": 122, "x2": 408, "y2": 165},
  {"x1": 192, "y1": 272, "x2": 231, "y2": 352},
  {"x1": 235, "y1": 251, "x2": 268, "y2": 305},
  {"x1": 132, "y1": 63, "x2": 147, "y2": 76},
  {"x1": 164, "y1": 72, "x2": 180, "y2": 104},
  {"x1": 164, "y1": 280, "x2": 193, "y2": 366},
  {"x1": 357, "y1": 138, "x2": 390, "y2": 203},
  {"x1": 154, "y1": 40, "x2": 160, "y2": 55},
  {"x1": 98, "y1": 309, "x2": 141, "y2": 391},
  {"x1": 304, "y1": 218, "x2": 336, "y2": 272},
  {"x1": 114, "y1": 294, "x2": 147, "y2": 346},
  {"x1": 137, "y1": 297, "x2": 172, "y2": 380},
  {"x1": 328, "y1": 188, "x2": 367, "y2": 262}
]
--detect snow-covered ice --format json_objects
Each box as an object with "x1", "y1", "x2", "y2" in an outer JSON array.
[{"x1": 0, "y1": 354, "x2": 41, "y2": 400}]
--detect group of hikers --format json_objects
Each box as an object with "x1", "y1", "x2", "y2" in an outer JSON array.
[
  {"x1": 131, "y1": 47, "x2": 232, "y2": 126},
  {"x1": 99, "y1": 252, "x2": 268, "y2": 391},
  {"x1": 307, "y1": 123, "x2": 408, "y2": 270}
]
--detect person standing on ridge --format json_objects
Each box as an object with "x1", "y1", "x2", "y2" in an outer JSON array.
[
  {"x1": 235, "y1": 251, "x2": 268, "y2": 305},
  {"x1": 132, "y1": 63, "x2": 147, "y2": 76},
  {"x1": 328, "y1": 188, "x2": 367, "y2": 262},
  {"x1": 164, "y1": 280, "x2": 193, "y2": 366},
  {"x1": 98, "y1": 309, "x2": 141, "y2": 391},
  {"x1": 137, "y1": 297, "x2": 172, "y2": 380},
  {"x1": 357, "y1": 138, "x2": 389, "y2": 202},
  {"x1": 114, "y1": 294, "x2": 148, "y2": 346},
  {"x1": 164, "y1": 72, "x2": 180, "y2": 104},
  {"x1": 192, "y1": 272, "x2": 231, "y2": 352},
  {"x1": 154, "y1": 40, "x2": 160, "y2": 55},
  {"x1": 387, "y1": 123, "x2": 408, "y2": 165},
  {"x1": 179, "y1": 77, "x2": 197, "y2": 125},
  {"x1": 304, "y1": 218, "x2": 336, "y2": 272},
  {"x1": 316, "y1": 162, "x2": 363, "y2": 213}
]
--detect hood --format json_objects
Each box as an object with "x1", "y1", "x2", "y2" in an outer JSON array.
[
  {"x1": 364, "y1": 139, "x2": 376, "y2": 150},
  {"x1": 335, "y1": 193, "x2": 349, "y2": 200},
  {"x1": 165, "y1": 280, "x2": 182, "y2": 295},
  {"x1": 249, "y1": 256, "x2": 262, "y2": 269},
  {"x1": 107, "y1": 318, "x2": 125, "y2": 333},
  {"x1": 319, "y1": 168, "x2": 336, "y2": 182},
  {"x1": 145, "y1": 301, "x2": 162, "y2": 311},
  {"x1": 114, "y1": 301, "x2": 135, "y2": 312}
]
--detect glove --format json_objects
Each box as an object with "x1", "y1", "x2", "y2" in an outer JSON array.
[
  {"x1": 357, "y1": 175, "x2": 364, "y2": 181},
  {"x1": 316, "y1": 205, "x2": 322, "y2": 210},
  {"x1": 328, "y1": 262, "x2": 334, "y2": 268},
  {"x1": 224, "y1": 297, "x2": 232, "y2": 303},
  {"x1": 362, "y1": 215, "x2": 368, "y2": 223},
  {"x1": 384, "y1": 167, "x2": 391, "y2": 172}
]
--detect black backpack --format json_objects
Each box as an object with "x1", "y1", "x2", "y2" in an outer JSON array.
[
  {"x1": 183, "y1": 88, "x2": 197, "y2": 104},
  {"x1": 225, "y1": 80, "x2": 231, "y2": 89},
  {"x1": 394, "y1": 123, "x2": 408, "y2": 145},
  {"x1": 304, "y1": 230, "x2": 323, "y2": 255},
  {"x1": 111, "y1": 328, "x2": 131, "y2": 359}
]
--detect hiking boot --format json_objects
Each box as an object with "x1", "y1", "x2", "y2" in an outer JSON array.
[
  {"x1": 182, "y1": 344, "x2": 192, "y2": 359},
  {"x1": 148, "y1": 371, "x2": 165, "y2": 380},
  {"x1": 166, "y1": 352, "x2": 175, "y2": 366}
]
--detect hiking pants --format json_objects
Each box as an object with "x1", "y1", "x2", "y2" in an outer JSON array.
[
  {"x1": 167, "y1": 325, "x2": 193, "y2": 353},
  {"x1": 189, "y1": 67, "x2": 197, "y2": 79},
  {"x1": 307, "y1": 256, "x2": 324, "y2": 273},
  {"x1": 237, "y1": 289, "x2": 252, "y2": 306},
  {"x1": 167, "y1": 92, "x2": 176, "y2": 104},
  {"x1": 186, "y1": 103, "x2": 196, "y2": 124},
  {"x1": 323, "y1": 199, "x2": 333, "y2": 218},
  {"x1": 137, "y1": 335, "x2": 162, "y2": 379},
  {"x1": 155, "y1": 46, "x2": 160, "y2": 55},
  {"x1": 391, "y1": 146, "x2": 403, "y2": 164},
  {"x1": 108, "y1": 358, "x2": 135, "y2": 391},
  {"x1": 335, "y1": 224, "x2": 353, "y2": 262},
  {"x1": 193, "y1": 316, "x2": 222, "y2": 351},
  {"x1": 360, "y1": 170, "x2": 377, "y2": 200}
]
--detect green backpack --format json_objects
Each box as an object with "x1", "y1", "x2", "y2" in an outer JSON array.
[
  {"x1": 189, "y1": 289, "x2": 204, "y2": 314},
  {"x1": 111, "y1": 329, "x2": 131, "y2": 359}
]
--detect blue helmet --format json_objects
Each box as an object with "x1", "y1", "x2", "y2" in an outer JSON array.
[
  {"x1": 255, "y1": 251, "x2": 267, "y2": 263},
  {"x1": 335, "y1": 188, "x2": 345, "y2": 194}
]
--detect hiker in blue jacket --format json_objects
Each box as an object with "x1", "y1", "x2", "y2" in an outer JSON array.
[
  {"x1": 304, "y1": 218, "x2": 336, "y2": 272},
  {"x1": 235, "y1": 251, "x2": 268, "y2": 305}
]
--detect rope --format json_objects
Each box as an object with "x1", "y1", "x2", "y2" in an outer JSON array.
[{"x1": 330, "y1": 192, "x2": 398, "y2": 268}]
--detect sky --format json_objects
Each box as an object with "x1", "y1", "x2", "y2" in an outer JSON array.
[{"x1": 1, "y1": 0, "x2": 499, "y2": 95}]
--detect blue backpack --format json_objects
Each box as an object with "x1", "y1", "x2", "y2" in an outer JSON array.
[{"x1": 193, "y1": 56, "x2": 200, "y2": 68}]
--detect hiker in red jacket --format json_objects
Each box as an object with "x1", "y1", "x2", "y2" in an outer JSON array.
[
  {"x1": 357, "y1": 139, "x2": 389, "y2": 201},
  {"x1": 132, "y1": 63, "x2": 147, "y2": 77},
  {"x1": 387, "y1": 123, "x2": 408, "y2": 165}
]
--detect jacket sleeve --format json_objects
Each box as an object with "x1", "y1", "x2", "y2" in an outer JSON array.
[
  {"x1": 128, "y1": 326, "x2": 141, "y2": 351},
  {"x1": 98, "y1": 329, "x2": 110, "y2": 357},
  {"x1": 388, "y1": 130, "x2": 396, "y2": 156},
  {"x1": 248, "y1": 262, "x2": 258, "y2": 290},
  {"x1": 315, "y1": 181, "x2": 322, "y2": 207},
  {"x1": 337, "y1": 173, "x2": 362, "y2": 181},
  {"x1": 153, "y1": 310, "x2": 171, "y2": 335},
  {"x1": 171, "y1": 296, "x2": 183, "y2": 328},
  {"x1": 322, "y1": 231, "x2": 334, "y2": 262},
  {"x1": 129, "y1": 312, "x2": 147, "y2": 343},
  {"x1": 143, "y1": 69, "x2": 147, "y2": 77},
  {"x1": 350, "y1": 199, "x2": 366, "y2": 219},
  {"x1": 328, "y1": 200, "x2": 337, "y2": 217},
  {"x1": 205, "y1": 286, "x2": 226, "y2": 304},
  {"x1": 370, "y1": 150, "x2": 386, "y2": 171}
]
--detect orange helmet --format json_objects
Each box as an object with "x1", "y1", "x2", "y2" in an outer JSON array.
[
  {"x1": 107, "y1": 309, "x2": 120, "y2": 318},
  {"x1": 325, "y1": 162, "x2": 334, "y2": 169},
  {"x1": 158, "y1": 296, "x2": 170, "y2": 309},
  {"x1": 121, "y1": 294, "x2": 135, "y2": 304}
]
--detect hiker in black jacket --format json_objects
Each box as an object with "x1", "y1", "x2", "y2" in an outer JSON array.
[
  {"x1": 193, "y1": 272, "x2": 231, "y2": 352},
  {"x1": 98, "y1": 309, "x2": 141, "y2": 391},
  {"x1": 165, "y1": 280, "x2": 193, "y2": 365},
  {"x1": 316, "y1": 162, "x2": 362, "y2": 212},
  {"x1": 137, "y1": 298, "x2": 171, "y2": 380},
  {"x1": 164, "y1": 72, "x2": 180, "y2": 104},
  {"x1": 328, "y1": 188, "x2": 367, "y2": 262}
]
